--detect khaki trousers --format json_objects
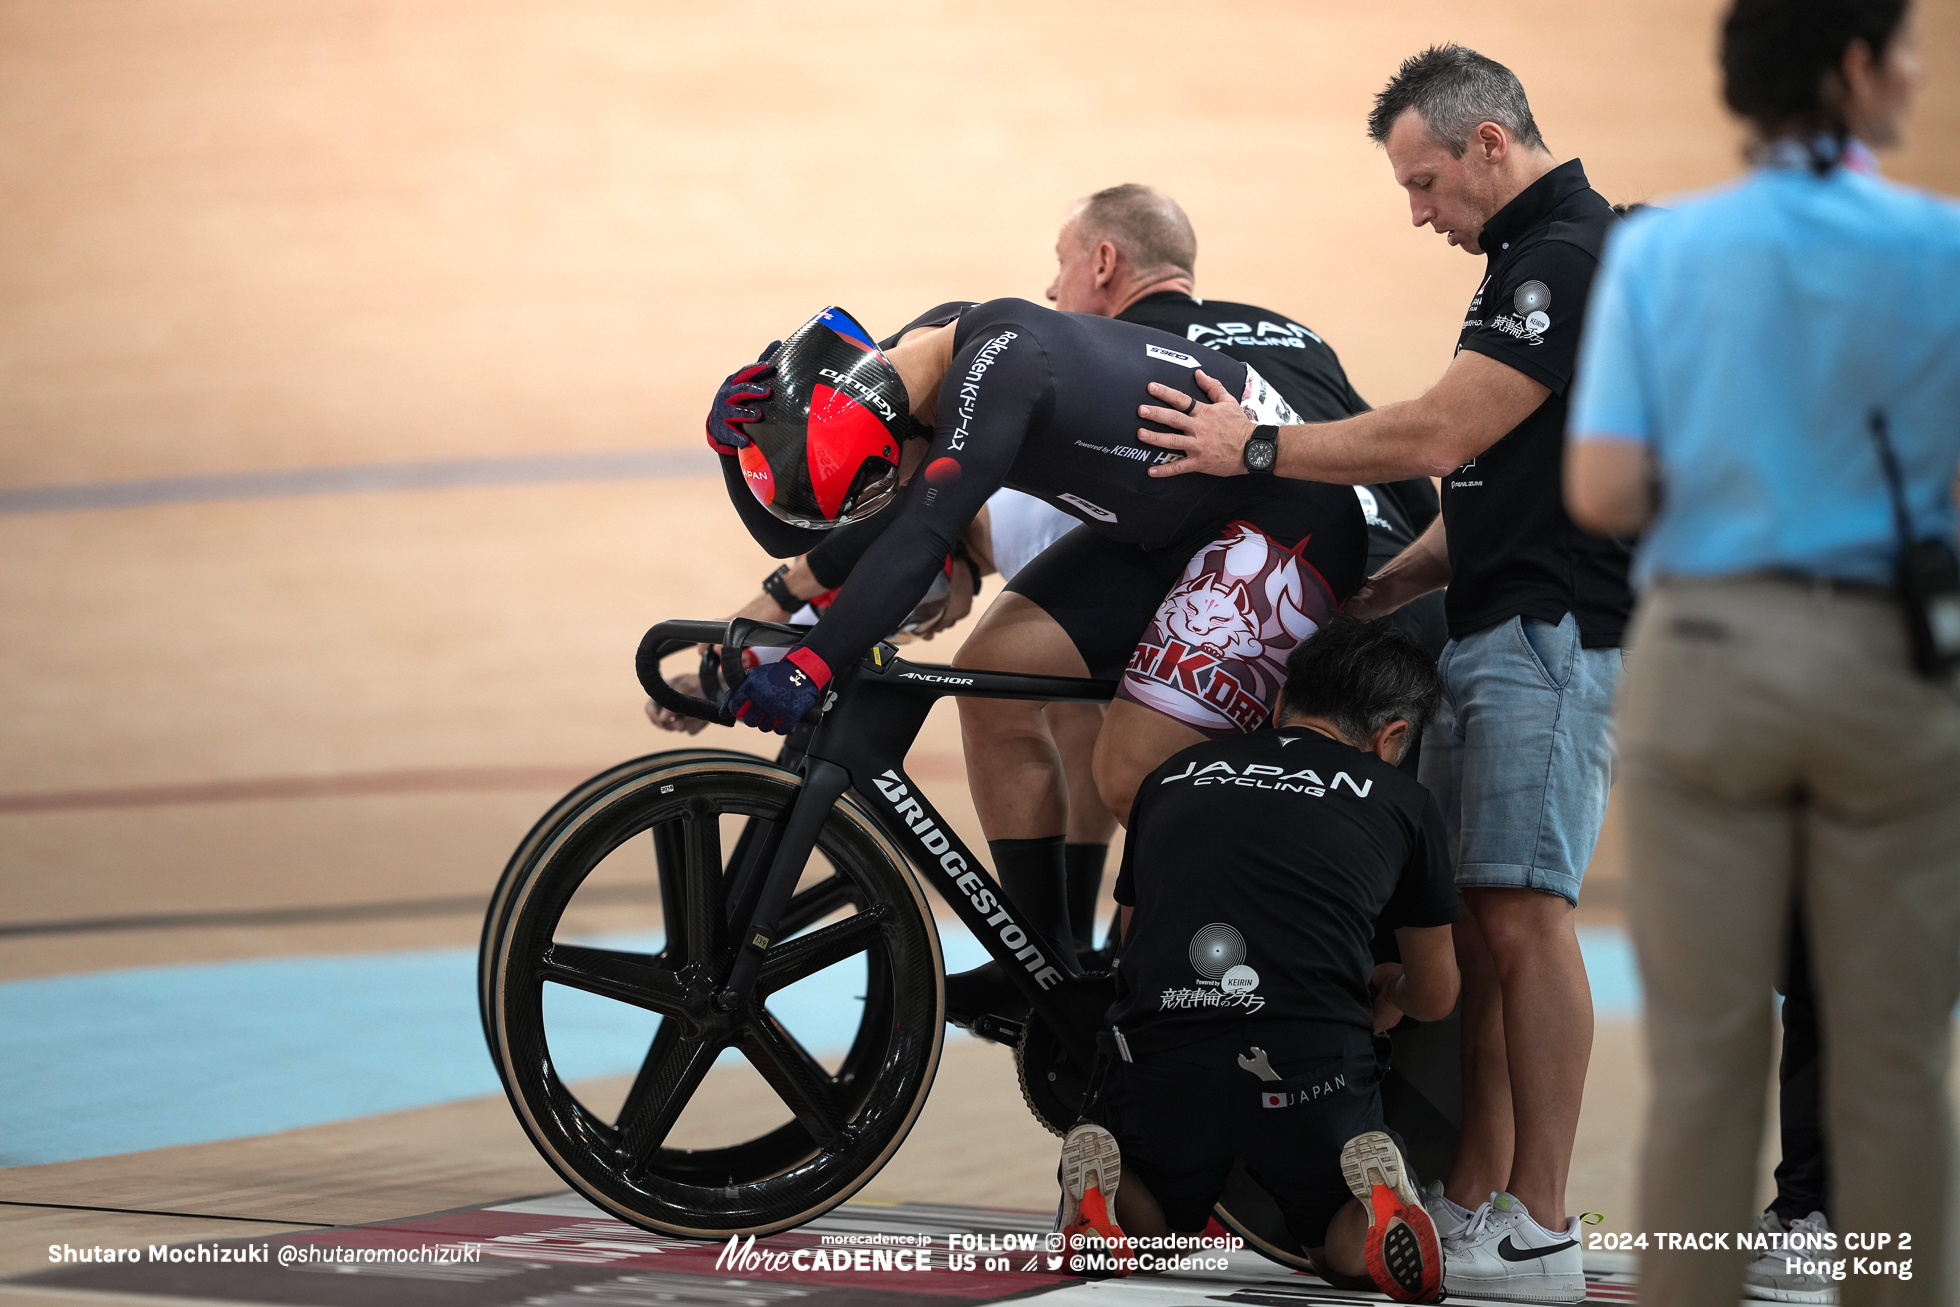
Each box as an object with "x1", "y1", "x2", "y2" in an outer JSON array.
[{"x1": 1618, "y1": 576, "x2": 1960, "y2": 1307}]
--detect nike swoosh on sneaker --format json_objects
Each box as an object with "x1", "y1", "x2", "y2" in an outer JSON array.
[{"x1": 1497, "y1": 1235, "x2": 1578, "y2": 1262}]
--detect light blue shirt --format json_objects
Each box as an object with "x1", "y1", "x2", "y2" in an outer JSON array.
[{"x1": 1569, "y1": 150, "x2": 1960, "y2": 588}]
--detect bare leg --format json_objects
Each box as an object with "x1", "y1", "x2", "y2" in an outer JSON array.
[
  {"x1": 1446, "y1": 909, "x2": 1515, "y2": 1212},
  {"x1": 1111, "y1": 1170, "x2": 1168, "y2": 1238},
  {"x1": 1465, "y1": 886, "x2": 1593, "y2": 1226},
  {"x1": 1092, "y1": 698, "x2": 1206, "y2": 827},
  {"x1": 1315, "y1": 1198, "x2": 1372, "y2": 1280},
  {"x1": 953, "y1": 594, "x2": 1090, "y2": 840},
  {"x1": 1050, "y1": 702, "x2": 1116, "y2": 844}
]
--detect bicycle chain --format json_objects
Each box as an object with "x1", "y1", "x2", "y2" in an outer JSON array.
[{"x1": 1014, "y1": 1017, "x2": 1086, "y2": 1138}]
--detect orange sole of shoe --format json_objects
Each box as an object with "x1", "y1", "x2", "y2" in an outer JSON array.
[
  {"x1": 1363, "y1": 1184, "x2": 1442, "y2": 1303},
  {"x1": 1064, "y1": 1190, "x2": 1131, "y2": 1277}
]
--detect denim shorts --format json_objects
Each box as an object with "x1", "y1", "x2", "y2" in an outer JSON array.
[{"x1": 1418, "y1": 613, "x2": 1623, "y2": 906}]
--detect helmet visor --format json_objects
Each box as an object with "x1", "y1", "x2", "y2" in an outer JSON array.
[{"x1": 742, "y1": 306, "x2": 914, "y2": 529}]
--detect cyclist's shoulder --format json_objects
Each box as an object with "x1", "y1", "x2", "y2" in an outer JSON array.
[
  {"x1": 949, "y1": 298, "x2": 1071, "y2": 363},
  {"x1": 966, "y1": 297, "x2": 1166, "y2": 347},
  {"x1": 961, "y1": 296, "x2": 1054, "y2": 332},
  {"x1": 879, "y1": 301, "x2": 976, "y2": 350}
]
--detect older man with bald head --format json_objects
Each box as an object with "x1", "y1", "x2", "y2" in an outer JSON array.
[
  {"x1": 1046, "y1": 183, "x2": 1198, "y2": 315},
  {"x1": 1040, "y1": 182, "x2": 1447, "y2": 680},
  {"x1": 922, "y1": 183, "x2": 1444, "y2": 1026}
]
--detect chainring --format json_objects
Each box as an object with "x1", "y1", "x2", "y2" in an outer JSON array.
[{"x1": 1014, "y1": 1012, "x2": 1092, "y2": 1138}]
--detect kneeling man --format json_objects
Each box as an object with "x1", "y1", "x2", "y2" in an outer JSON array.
[{"x1": 1063, "y1": 617, "x2": 1459, "y2": 1302}]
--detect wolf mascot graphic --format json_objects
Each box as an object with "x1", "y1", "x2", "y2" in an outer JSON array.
[{"x1": 1118, "y1": 521, "x2": 1336, "y2": 735}]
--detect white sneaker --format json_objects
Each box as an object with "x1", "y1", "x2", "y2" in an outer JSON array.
[
  {"x1": 1056, "y1": 1123, "x2": 1130, "y2": 1276},
  {"x1": 1340, "y1": 1132, "x2": 1443, "y2": 1302},
  {"x1": 1423, "y1": 1179, "x2": 1475, "y2": 1241},
  {"x1": 1743, "y1": 1211, "x2": 1839, "y2": 1303},
  {"x1": 1441, "y1": 1191, "x2": 1586, "y2": 1304}
]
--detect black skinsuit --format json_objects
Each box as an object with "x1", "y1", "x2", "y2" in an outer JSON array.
[
  {"x1": 715, "y1": 297, "x2": 1366, "y2": 677},
  {"x1": 714, "y1": 297, "x2": 1367, "y2": 996}
]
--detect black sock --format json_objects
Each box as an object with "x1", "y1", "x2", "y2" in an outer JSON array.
[
  {"x1": 987, "y1": 835, "x2": 1079, "y2": 975},
  {"x1": 1064, "y1": 843, "x2": 1108, "y2": 953}
]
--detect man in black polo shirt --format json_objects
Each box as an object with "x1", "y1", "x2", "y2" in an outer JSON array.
[
  {"x1": 1129, "y1": 45, "x2": 1627, "y2": 1306},
  {"x1": 1072, "y1": 616, "x2": 1458, "y2": 1302}
]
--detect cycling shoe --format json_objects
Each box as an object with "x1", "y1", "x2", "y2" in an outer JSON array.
[{"x1": 944, "y1": 960, "x2": 1031, "y2": 1026}]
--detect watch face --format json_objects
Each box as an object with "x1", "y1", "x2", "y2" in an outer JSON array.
[{"x1": 1245, "y1": 438, "x2": 1276, "y2": 473}]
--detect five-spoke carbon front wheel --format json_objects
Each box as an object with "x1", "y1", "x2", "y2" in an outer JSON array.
[
  {"x1": 484, "y1": 758, "x2": 944, "y2": 1236},
  {"x1": 478, "y1": 747, "x2": 754, "y2": 1052}
]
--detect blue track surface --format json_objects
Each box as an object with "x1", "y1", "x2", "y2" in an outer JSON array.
[{"x1": 0, "y1": 926, "x2": 1641, "y2": 1168}]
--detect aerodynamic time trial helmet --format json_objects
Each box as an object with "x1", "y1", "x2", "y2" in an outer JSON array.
[{"x1": 736, "y1": 306, "x2": 919, "y2": 529}]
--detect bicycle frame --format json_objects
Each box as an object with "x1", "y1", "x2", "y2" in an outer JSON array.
[{"x1": 638, "y1": 618, "x2": 1117, "y2": 1062}]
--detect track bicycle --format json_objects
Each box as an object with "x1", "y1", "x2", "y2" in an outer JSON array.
[{"x1": 480, "y1": 618, "x2": 1459, "y2": 1265}]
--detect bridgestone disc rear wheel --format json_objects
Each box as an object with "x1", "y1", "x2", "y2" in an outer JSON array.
[{"x1": 486, "y1": 759, "x2": 944, "y2": 1236}]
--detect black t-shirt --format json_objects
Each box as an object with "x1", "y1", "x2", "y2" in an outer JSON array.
[
  {"x1": 1117, "y1": 293, "x2": 1367, "y2": 419},
  {"x1": 1444, "y1": 159, "x2": 1633, "y2": 648},
  {"x1": 1109, "y1": 728, "x2": 1459, "y2": 1049},
  {"x1": 1116, "y1": 292, "x2": 1440, "y2": 570},
  {"x1": 718, "y1": 297, "x2": 1365, "y2": 674}
]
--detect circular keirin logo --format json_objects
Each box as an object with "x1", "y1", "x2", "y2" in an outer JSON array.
[
  {"x1": 1188, "y1": 923, "x2": 1247, "y2": 979},
  {"x1": 1220, "y1": 964, "x2": 1260, "y2": 994},
  {"x1": 1525, "y1": 310, "x2": 1551, "y2": 335},
  {"x1": 1514, "y1": 280, "x2": 1551, "y2": 314}
]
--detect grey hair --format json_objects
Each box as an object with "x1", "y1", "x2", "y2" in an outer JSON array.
[
  {"x1": 1278, "y1": 615, "x2": 1442, "y2": 746},
  {"x1": 1071, "y1": 184, "x2": 1197, "y2": 280},
  {"x1": 1366, "y1": 44, "x2": 1547, "y2": 158}
]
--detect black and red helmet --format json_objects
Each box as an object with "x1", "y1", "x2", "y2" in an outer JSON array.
[{"x1": 736, "y1": 306, "x2": 917, "y2": 529}]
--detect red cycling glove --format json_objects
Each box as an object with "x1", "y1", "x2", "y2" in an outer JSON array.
[{"x1": 705, "y1": 341, "x2": 782, "y2": 456}]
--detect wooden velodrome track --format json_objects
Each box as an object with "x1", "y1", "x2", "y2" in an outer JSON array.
[{"x1": 2, "y1": 2, "x2": 1956, "y2": 1302}]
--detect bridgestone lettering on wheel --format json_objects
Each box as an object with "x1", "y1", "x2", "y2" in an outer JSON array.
[{"x1": 485, "y1": 760, "x2": 944, "y2": 1236}]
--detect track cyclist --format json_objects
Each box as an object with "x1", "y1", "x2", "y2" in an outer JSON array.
[
  {"x1": 644, "y1": 483, "x2": 1120, "y2": 961},
  {"x1": 705, "y1": 297, "x2": 1367, "y2": 1018}
]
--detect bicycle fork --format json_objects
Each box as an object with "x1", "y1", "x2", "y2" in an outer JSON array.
[
  {"x1": 708, "y1": 654, "x2": 1108, "y2": 1065},
  {"x1": 712, "y1": 757, "x2": 851, "y2": 1013}
]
